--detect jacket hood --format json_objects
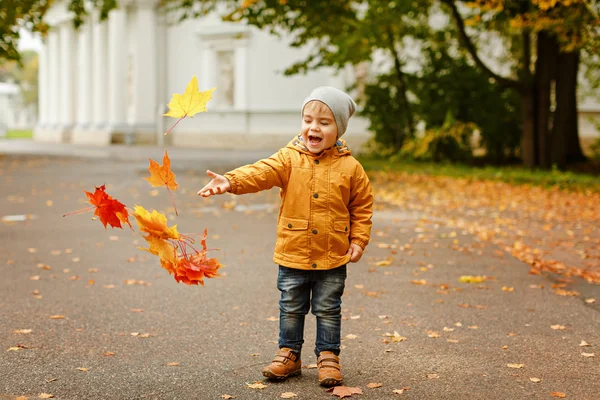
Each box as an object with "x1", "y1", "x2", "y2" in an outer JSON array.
[{"x1": 286, "y1": 134, "x2": 352, "y2": 157}]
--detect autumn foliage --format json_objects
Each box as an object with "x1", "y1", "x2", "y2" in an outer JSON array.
[{"x1": 63, "y1": 76, "x2": 219, "y2": 286}]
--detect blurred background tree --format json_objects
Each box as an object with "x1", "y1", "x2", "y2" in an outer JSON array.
[{"x1": 3, "y1": 0, "x2": 598, "y2": 169}]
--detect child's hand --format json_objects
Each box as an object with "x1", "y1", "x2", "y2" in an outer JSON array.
[
  {"x1": 197, "y1": 170, "x2": 231, "y2": 198},
  {"x1": 347, "y1": 243, "x2": 364, "y2": 263}
]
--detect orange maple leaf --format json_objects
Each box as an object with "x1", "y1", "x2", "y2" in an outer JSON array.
[
  {"x1": 327, "y1": 386, "x2": 363, "y2": 399},
  {"x1": 145, "y1": 150, "x2": 179, "y2": 215},
  {"x1": 64, "y1": 185, "x2": 132, "y2": 229}
]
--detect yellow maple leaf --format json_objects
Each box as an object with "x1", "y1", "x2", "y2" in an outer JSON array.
[
  {"x1": 163, "y1": 76, "x2": 216, "y2": 135},
  {"x1": 140, "y1": 235, "x2": 178, "y2": 264},
  {"x1": 133, "y1": 205, "x2": 180, "y2": 240}
]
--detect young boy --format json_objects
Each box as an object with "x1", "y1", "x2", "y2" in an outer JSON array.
[{"x1": 197, "y1": 86, "x2": 373, "y2": 387}]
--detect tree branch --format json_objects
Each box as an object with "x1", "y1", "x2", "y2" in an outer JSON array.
[{"x1": 441, "y1": 0, "x2": 523, "y2": 91}]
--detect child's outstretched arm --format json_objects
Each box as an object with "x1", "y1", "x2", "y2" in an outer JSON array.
[{"x1": 197, "y1": 170, "x2": 232, "y2": 197}]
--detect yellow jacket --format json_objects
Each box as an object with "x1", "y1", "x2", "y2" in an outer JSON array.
[{"x1": 224, "y1": 136, "x2": 373, "y2": 270}]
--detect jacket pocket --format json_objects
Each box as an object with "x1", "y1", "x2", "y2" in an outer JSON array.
[
  {"x1": 278, "y1": 216, "x2": 309, "y2": 258},
  {"x1": 330, "y1": 219, "x2": 350, "y2": 255}
]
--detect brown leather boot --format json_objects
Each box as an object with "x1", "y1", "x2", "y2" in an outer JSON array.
[
  {"x1": 262, "y1": 348, "x2": 302, "y2": 380},
  {"x1": 317, "y1": 351, "x2": 342, "y2": 387}
]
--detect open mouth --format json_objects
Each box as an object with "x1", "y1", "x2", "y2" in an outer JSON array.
[{"x1": 308, "y1": 135, "x2": 323, "y2": 145}]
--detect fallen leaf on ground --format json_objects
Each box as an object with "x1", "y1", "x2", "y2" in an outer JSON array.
[
  {"x1": 580, "y1": 340, "x2": 590, "y2": 347},
  {"x1": 376, "y1": 260, "x2": 391, "y2": 267},
  {"x1": 581, "y1": 352, "x2": 595, "y2": 357},
  {"x1": 530, "y1": 377, "x2": 542, "y2": 383},
  {"x1": 426, "y1": 373, "x2": 439, "y2": 379},
  {"x1": 385, "y1": 331, "x2": 408, "y2": 342},
  {"x1": 77, "y1": 367, "x2": 89, "y2": 372},
  {"x1": 345, "y1": 334, "x2": 358, "y2": 339},
  {"x1": 221, "y1": 395, "x2": 235, "y2": 399},
  {"x1": 411, "y1": 279, "x2": 427, "y2": 285},
  {"x1": 367, "y1": 382, "x2": 382, "y2": 388},
  {"x1": 550, "y1": 392, "x2": 566, "y2": 398},
  {"x1": 14, "y1": 329, "x2": 32, "y2": 334},
  {"x1": 281, "y1": 393, "x2": 297, "y2": 398},
  {"x1": 393, "y1": 389, "x2": 405, "y2": 394},
  {"x1": 507, "y1": 363, "x2": 524, "y2": 369},
  {"x1": 304, "y1": 363, "x2": 318, "y2": 369},
  {"x1": 104, "y1": 351, "x2": 115, "y2": 356},
  {"x1": 585, "y1": 298, "x2": 596, "y2": 304},
  {"x1": 327, "y1": 386, "x2": 363, "y2": 398},
  {"x1": 39, "y1": 394, "x2": 55, "y2": 399},
  {"x1": 49, "y1": 315, "x2": 65, "y2": 319},
  {"x1": 459, "y1": 275, "x2": 485, "y2": 283},
  {"x1": 246, "y1": 381, "x2": 268, "y2": 389},
  {"x1": 551, "y1": 325, "x2": 566, "y2": 330},
  {"x1": 167, "y1": 362, "x2": 180, "y2": 366}
]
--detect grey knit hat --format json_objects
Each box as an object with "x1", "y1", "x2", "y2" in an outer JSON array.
[{"x1": 302, "y1": 86, "x2": 357, "y2": 138}]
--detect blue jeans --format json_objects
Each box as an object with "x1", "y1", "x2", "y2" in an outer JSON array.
[{"x1": 277, "y1": 265, "x2": 347, "y2": 357}]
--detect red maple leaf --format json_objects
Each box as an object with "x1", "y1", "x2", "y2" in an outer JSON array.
[{"x1": 64, "y1": 185, "x2": 132, "y2": 229}]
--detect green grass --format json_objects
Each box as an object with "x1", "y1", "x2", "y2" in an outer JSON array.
[
  {"x1": 358, "y1": 156, "x2": 600, "y2": 193},
  {"x1": 3, "y1": 130, "x2": 33, "y2": 139}
]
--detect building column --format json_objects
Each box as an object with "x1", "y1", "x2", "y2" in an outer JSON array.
[
  {"x1": 92, "y1": 13, "x2": 109, "y2": 133},
  {"x1": 106, "y1": 7, "x2": 129, "y2": 138},
  {"x1": 59, "y1": 21, "x2": 77, "y2": 142},
  {"x1": 72, "y1": 19, "x2": 94, "y2": 142},
  {"x1": 37, "y1": 41, "x2": 49, "y2": 127},
  {"x1": 130, "y1": 2, "x2": 157, "y2": 141},
  {"x1": 47, "y1": 29, "x2": 60, "y2": 130}
]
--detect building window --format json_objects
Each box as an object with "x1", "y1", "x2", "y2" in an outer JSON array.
[{"x1": 216, "y1": 50, "x2": 235, "y2": 108}]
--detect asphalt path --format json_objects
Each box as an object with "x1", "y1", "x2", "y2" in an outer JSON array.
[{"x1": 0, "y1": 144, "x2": 598, "y2": 399}]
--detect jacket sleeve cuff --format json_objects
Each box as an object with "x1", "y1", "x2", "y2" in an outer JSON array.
[
  {"x1": 223, "y1": 173, "x2": 238, "y2": 194},
  {"x1": 350, "y1": 239, "x2": 368, "y2": 250}
]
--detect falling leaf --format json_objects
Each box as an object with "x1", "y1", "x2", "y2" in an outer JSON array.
[
  {"x1": 550, "y1": 392, "x2": 566, "y2": 398},
  {"x1": 163, "y1": 76, "x2": 216, "y2": 135},
  {"x1": 530, "y1": 377, "x2": 542, "y2": 383},
  {"x1": 49, "y1": 315, "x2": 65, "y2": 319},
  {"x1": 167, "y1": 362, "x2": 180, "y2": 366},
  {"x1": 367, "y1": 383, "x2": 383, "y2": 388},
  {"x1": 327, "y1": 386, "x2": 363, "y2": 398},
  {"x1": 145, "y1": 151, "x2": 179, "y2": 215},
  {"x1": 13, "y1": 329, "x2": 32, "y2": 334},
  {"x1": 134, "y1": 205, "x2": 180, "y2": 240},
  {"x1": 64, "y1": 185, "x2": 132, "y2": 230},
  {"x1": 246, "y1": 381, "x2": 268, "y2": 389},
  {"x1": 507, "y1": 363, "x2": 524, "y2": 369},
  {"x1": 281, "y1": 393, "x2": 297, "y2": 399}
]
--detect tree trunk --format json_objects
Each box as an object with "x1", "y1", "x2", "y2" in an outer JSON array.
[
  {"x1": 534, "y1": 32, "x2": 558, "y2": 169},
  {"x1": 552, "y1": 50, "x2": 585, "y2": 166},
  {"x1": 520, "y1": 29, "x2": 536, "y2": 168}
]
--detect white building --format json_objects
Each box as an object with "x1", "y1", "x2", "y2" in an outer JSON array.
[
  {"x1": 35, "y1": 0, "x2": 599, "y2": 151},
  {"x1": 34, "y1": 0, "x2": 370, "y2": 151},
  {"x1": 0, "y1": 81, "x2": 38, "y2": 136}
]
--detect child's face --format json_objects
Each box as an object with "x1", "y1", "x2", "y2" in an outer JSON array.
[{"x1": 301, "y1": 101, "x2": 338, "y2": 154}]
